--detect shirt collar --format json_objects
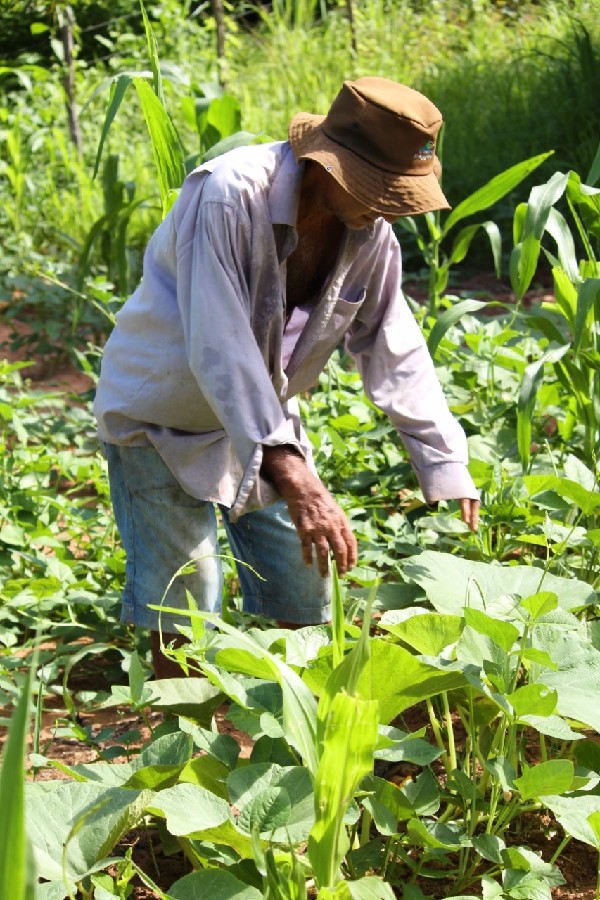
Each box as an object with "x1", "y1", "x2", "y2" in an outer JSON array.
[{"x1": 268, "y1": 142, "x2": 303, "y2": 226}]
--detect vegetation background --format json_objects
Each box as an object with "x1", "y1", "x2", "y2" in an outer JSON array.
[{"x1": 2, "y1": 2, "x2": 600, "y2": 899}]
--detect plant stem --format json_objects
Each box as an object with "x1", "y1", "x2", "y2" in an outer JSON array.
[{"x1": 426, "y1": 698, "x2": 451, "y2": 773}]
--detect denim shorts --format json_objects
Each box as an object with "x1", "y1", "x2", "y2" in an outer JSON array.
[{"x1": 103, "y1": 443, "x2": 331, "y2": 633}]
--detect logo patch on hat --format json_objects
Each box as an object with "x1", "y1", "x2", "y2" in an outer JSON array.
[{"x1": 414, "y1": 139, "x2": 435, "y2": 161}]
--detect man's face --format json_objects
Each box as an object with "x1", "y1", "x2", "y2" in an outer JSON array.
[{"x1": 321, "y1": 173, "x2": 397, "y2": 230}]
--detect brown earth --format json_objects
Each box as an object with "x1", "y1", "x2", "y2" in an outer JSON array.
[{"x1": 2, "y1": 275, "x2": 597, "y2": 898}]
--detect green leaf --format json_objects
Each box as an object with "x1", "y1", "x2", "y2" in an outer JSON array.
[
  {"x1": 517, "y1": 345, "x2": 569, "y2": 471},
  {"x1": 378, "y1": 610, "x2": 463, "y2": 656},
  {"x1": 169, "y1": 869, "x2": 262, "y2": 899},
  {"x1": 132, "y1": 77, "x2": 186, "y2": 216},
  {"x1": 92, "y1": 74, "x2": 133, "y2": 179},
  {"x1": 0, "y1": 660, "x2": 36, "y2": 900},
  {"x1": 402, "y1": 551, "x2": 595, "y2": 615},
  {"x1": 448, "y1": 221, "x2": 502, "y2": 276},
  {"x1": 507, "y1": 684, "x2": 557, "y2": 718},
  {"x1": 407, "y1": 818, "x2": 470, "y2": 850},
  {"x1": 544, "y1": 794, "x2": 600, "y2": 848},
  {"x1": 574, "y1": 278, "x2": 600, "y2": 353},
  {"x1": 512, "y1": 170, "x2": 570, "y2": 300},
  {"x1": 146, "y1": 783, "x2": 230, "y2": 836},
  {"x1": 309, "y1": 693, "x2": 379, "y2": 888},
  {"x1": 139, "y1": 0, "x2": 164, "y2": 105},
  {"x1": 26, "y1": 783, "x2": 150, "y2": 883},
  {"x1": 346, "y1": 876, "x2": 396, "y2": 898},
  {"x1": 427, "y1": 299, "x2": 490, "y2": 357},
  {"x1": 227, "y1": 763, "x2": 314, "y2": 843},
  {"x1": 523, "y1": 474, "x2": 600, "y2": 516},
  {"x1": 463, "y1": 608, "x2": 520, "y2": 652},
  {"x1": 514, "y1": 759, "x2": 574, "y2": 800},
  {"x1": 442, "y1": 152, "x2": 552, "y2": 235}
]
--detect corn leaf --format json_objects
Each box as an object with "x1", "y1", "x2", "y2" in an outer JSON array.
[
  {"x1": 427, "y1": 299, "x2": 491, "y2": 358},
  {"x1": 574, "y1": 278, "x2": 600, "y2": 353},
  {"x1": 92, "y1": 73, "x2": 133, "y2": 179},
  {"x1": 442, "y1": 151, "x2": 553, "y2": 235},
  {"x1": 511, "y1": 171, "x2": 570, "y2": 301},
  {"x1": 0, "y1": 663, "x2": 36, "y2": 900},
  {"x1": 447, "y1": 221, "x2": 502, "y2": 274},
  {"x1": 133, "y1": 77, "x2": 186, "y2": 216},
  {"x1": 308, "y1": 693, "x2": 379, "y2": 888},
  {"x1": 139, "y1": 0, "x2": 164, "y2": 106},
  {"x1": 517, "y1": 346, "x2": 569, "y2": 471}
]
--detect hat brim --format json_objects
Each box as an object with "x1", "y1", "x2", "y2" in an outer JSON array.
[{"x1": 289, "y1": 112, "x2": 450, "y2": 218}]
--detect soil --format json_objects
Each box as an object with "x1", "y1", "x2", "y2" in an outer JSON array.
[{"x1": 1, "y1": 275, "x2": 597, "y2": 898}]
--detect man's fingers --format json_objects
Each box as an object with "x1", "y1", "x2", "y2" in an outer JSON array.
[{"x1": 460, "y1": 498, "x2": 480, "y2": 532}]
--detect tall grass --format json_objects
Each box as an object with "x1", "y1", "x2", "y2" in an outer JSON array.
[{"x1": 1, "y1": 0, "x2": 598, "y2": 298}]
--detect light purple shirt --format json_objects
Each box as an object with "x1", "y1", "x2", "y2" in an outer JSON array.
[{"x1": 94, "y1": 141, "x2": 478, "y2": 520}]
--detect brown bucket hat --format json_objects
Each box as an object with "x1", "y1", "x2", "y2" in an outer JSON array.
[{"x1": 288, "y1": 76, "x2": 450, "y2": 218}]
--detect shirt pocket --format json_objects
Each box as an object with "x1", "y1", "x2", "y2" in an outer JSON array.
[{"x1": 330, "y1": 288, "x2": 367, "y2": 332}]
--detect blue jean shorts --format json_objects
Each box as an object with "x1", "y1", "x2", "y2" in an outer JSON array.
[{"x1": 103, "y1": 443, "x2": 331, "y2": 633}]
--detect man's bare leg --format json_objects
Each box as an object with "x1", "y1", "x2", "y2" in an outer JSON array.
[{"x1": 150, "y1": 631, "x2": 189, "y2": 679}]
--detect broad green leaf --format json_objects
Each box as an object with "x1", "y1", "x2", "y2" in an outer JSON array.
[
  {"x1": 523, "y1": 474, "x2": 600, "y2": 516},
  {"x1": 201, "y1": 131, "x2": 264, "y2": 163},
  {"x1": 463, "y1": 608, "x2": 519, "y2": 652},
  {"x1": 530, "y1": 632, "x2": 600, "y2": 731},
  {"x1": 427, "y1": 299, "x2": 490, "y2": 358},
  {"x1": 146, "y1": 783, "x2": 230, "y2": 836},
  {"x1": 117, "y1": 677, "x2": 222, "y2": 724},
  {"x1": 402, "y1": 551, "x2": 595, "y2": 614},
  {"x1": 227, "y1": 763, "x2": 314, "y2": 843},
  {"x1": 402, "y1": 769, "x2": 440, "y2": 817},
  {"x1": 407, "y1": 818, "x2": 470, "y2": 850},
  {"x1": 442, "y1": 151, "x2": 552, "y2": 234},
  {"x1": 514, "y1": 759, "x2": 574, "y2": 800},
  {"x1": 378, "y1": 610, "x2": 463, "y2": 656},
  {"x1": 169, "y1": 869, "x2": 262, "y2": 899},
  {"x1": 544, "y1": 794, "x2": 600, "y2": 847},
  {"x1": 179, "y1": 754, "x2": 230, "y2": 799},
  {"x1": 375, "y1": 726, "x2": 443, "y2": 766},
  {"x1": 237, "y1": 786, "x2": 292, "y2": 836},
  {"x1": 342, "y1": 639, "x2": 468, "y2": 723},
  {"x1": 26, "y1": 783, "x2": 150, "y2": 883},
  {"x1": 361, "y1": 774, "x2": 414, "y2": 833},
  {"x1": 587, "y1": 811, "x2": 600, "y2": 847},
  {"x1": 507, "y1": 684, "x2": 557, "y2": 718},
  {"x1": 132, "y1": 77, "x2": 186, "y2": 216},
  {"x1": 346, "y1": 876, "x2": 396, "y2": 899},
  {"x1": 447, "y1": 221, "x2": 501, "y2": 275},
  {"x1": 521, "y1": 592, "x2": 558, "y2": 620}
]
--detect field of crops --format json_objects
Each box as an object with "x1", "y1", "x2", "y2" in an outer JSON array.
[{"x1": 1, "y1": 1, "x2": 600, "y2": 898}]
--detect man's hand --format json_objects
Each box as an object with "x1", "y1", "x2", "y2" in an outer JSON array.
[
  {"x1": 460, "y1": 497, "x2": 480, "y2": 532},
  {"x1": 261, "y1": 446, "x2": 357, "y2": 577}
]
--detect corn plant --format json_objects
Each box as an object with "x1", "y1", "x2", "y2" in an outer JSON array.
[
  {"x1": 396, "y1": 145, "x2": 552, "y2": 315},
  {"x1": 511, "y1": 143, "x2": 600, "y2": 469}
]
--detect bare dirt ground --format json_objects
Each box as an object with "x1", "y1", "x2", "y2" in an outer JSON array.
[{"x1": 2, "y1": 274, "x2": 597, "y2": 898}]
